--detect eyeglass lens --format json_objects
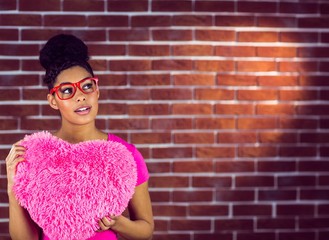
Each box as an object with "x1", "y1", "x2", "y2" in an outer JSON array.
[{"x1": 58, "y1": 78, "x2": 97, "y2": 100}]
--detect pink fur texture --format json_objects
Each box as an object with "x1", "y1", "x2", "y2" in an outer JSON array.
[{"x1": 14, "y1": 131, "x2": 137, "y2": 240}]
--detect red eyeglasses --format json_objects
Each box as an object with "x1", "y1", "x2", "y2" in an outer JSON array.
[{"x1": 50, "y1": 77, "x2": 99, "y2": 100}]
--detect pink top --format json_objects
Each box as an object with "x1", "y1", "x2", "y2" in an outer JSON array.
[{"x1": 43, "y1": 134, "x2": 149, "y2": 240}]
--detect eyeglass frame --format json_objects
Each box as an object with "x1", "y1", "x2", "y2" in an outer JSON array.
[{"x1": 49, "y1": 77, "x2": 99, "y2": 100}]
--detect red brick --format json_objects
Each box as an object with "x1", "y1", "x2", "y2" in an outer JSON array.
[
  {"x1": 195, "y1": 30, "x2": 235, "y2": 41},
  {"x1": 195, "y1": 1, "x2": 234, "y2": 12},
  {"x1": 234, "y1": 204, "x2": 272, "y2": 216},
  {"x1": 152, "y1": 147, "x2": 193, "y2": 158},
  {"x1": 173, "y1": 160, "x2": 213, "y2": 173},
  {"x1": 128, "y1": 104, "x2": 170, "y2": 115},
  {"x1": 195, "y1": 233, "x2": 232, "y2": 240},
  {"x1": 172, "y1": 103, "x2": 212, "y2": 115},
  {"x1": 64, "y1": 0, "x2": 104, "y2": 11},
  {"x1": 218, "y1": 74, "x2": 257, "y2": 86},
  {"x1": 171, "y1": 219, "x2": 211, "y2": 231},
  {"x1": 257, "y1": 218, "x2": 295, "y2": 229},
  {"x1": 173, "y1": 15, "x2": 212, "y2": 26},
  {"x1": 280, "y1": 90, "x2": 318, "y2": 101},
  {"x1": 299, "y1": 161, "x2": 329, "y2": 172},
  {"x1": 279, "y1": 61, "x2": 318, "y2": 72},
  {"x1": 258, "y1": 190, "x2": 297, "y2": 201},
  {"x1": 0, "y1": 29, "x2": 18, "y2": 40},
  {"x1": 218, "y1": 132, "x2": 257, "y2": 144},
  {"x1": 22, "y1": 59, "x2": 43, "y2": 71},
  {"x1": 0, "y1": 119, "x2": 18, "y2": 130},
  {"x1": 107, "y1": 119, "x2": 149, "y2": 130},
  {"x1": 98, "y1": 103, "x2": 126, "y2": 115},
  {"x1": 216, "y1": 161, "x2": 255, "y2": 173},
  {"x1": 258, "y1": 75, "x2": 298, "y2": 86},
  {"x1": 238, "y1": 233, "x2": 275, "y2": 240},
  {"x1": 238, "y1": 61, "x2": 276, "y2": 72},
  {"x1": 88, "y1": 15, "x2": 128, "y2": 27},
  {"x1": 299, "y1": 17, "x2": 329, "y2": 28},
  {"x1": 196, "y1": 146, "x2": 235, "y2": 158},
  {"x1": 152, "y1": 118, "x2": 192, "y2": 130},
  {"x1": 173, "y1": 74, "x2": 215, "y2": 86},
  {"x1": 258, "y1": 16, "x2": 296, "y2": 28},
  {"x1": 0, "y1": 89, "x2": 19, "y2": 101},
  {"x1": 238, "y1": 32, "x2": 278, "y2": 42},
  {"x1": 174, "y1": 132, "x2": 214, "y2": 144},
  {"x1": 151, "y1": 88, "x2": 192, "y2": 100},
  {"x1": 132, "y1": 15, "x2": 171, "y2": 27},
  {"x1": 215, "y1": 15, "x2": 255, "y2": 27},
  {"x1": 299, "y1": 47, "x2": 329, "y2": 58},
  {"x1": 279, "y1": 117, "x2": 317, "y2": 129},
  {"x1": 279, "y1": 232, "x2": 316, "y2": 240},
  {"x1": 258, "y1": 161, "x2": 296, "y2": 172},
  {"x1": 195, "y1": 118, "x2": 235, "y2": 129},
  {"x1": 215, "y1": 104, "x2": 254, "y2": 115},
  {"x1": 236, "y1": 176, "x2": 274, "y2": 187},
  {"x1": 173, "y1": 190, "x2": 213, "y2": 202},
  {"x1": 0, "y1": 59, "x2": 19, "y2": 71},
  {"x1": 257, "y1": 46, "x2": 297, "y2": 57},
  {"x1": 297, "y1": 104, "x2": 329, "y2": 115},
  {"x1": 131, "y1": 132, "x2": 170, "y2": 144},
  {"x1": 109, "y1": 29, "x2": 150, "y2": 41},
  {"x1": 152, "y1": 29, "x2": 192, "y2": 41},
  {"x1": 149, "y1": 190, "x2": 170, "y2": 202},
  {"x1": 280, "y1": 2, "x2": 318, "y2": 14},
  {"x1": 153, "y1": 205, "x2": 186, "y2": 216},
  {"x1": 281, "y1": 31, "x2": 318, "y2": 43},
  {"x1": 98, "y1": 74, "x2": 127, "y2": 86},
  {"x1": 237, "y1": 1, "x2": 277, "y2": 13},
  {"x1": 129, "y1": 45, "x2": 169, "y2": 56},
  {"x1": 280, "y1": 146, "x2": 317, "y2": 157},
  {"x1": 149, "y1": 176, "x2": 189, "y2": 188},
  {"x1": 153, "y1": 59, "x2": 192, "y2": 70},
  {"x1": 301, "y1": 190, "x2": 329, "y2": 200},
  {"x1": 238, "y1": 146, "x2": 277, "y2": 157},
  {"x1": 189, "y1": 204, "x2": 228, "y2": 216},
  {"x1": 0, "y1": 105, "x2": 39, "y2": 116},
  {"x1": 277, "y1": 204, "x2": 315, "y2": 216},
  {"x1": 216, "y1": 46, "x2": 255, "y2": 57},
  {"x1": 192, "y1": 176, "x2": 232, "y2": 188},
  {"x1": 110, "y1": 60, "x2": 151, "y2": 71},
  {"x1": 89, "y1": 44, "x2": 125, "y2": 56},
  {"x1": 238, "y1": 118, "x2": 277, "y2": 129},
  {"x1": 259, "y1": 131, "x2": 297, "y2": 143},
  {"x1": 147, "y1": 162, "x2": 170, "y2": 174},
  {"x1": 108, "y1": 0, "x2": 148, "y2": 12},
  {"x1": 44, "y1": 15, "x2": 87, "y2": 27},
  {"x1": 105, "y1": 89, "x2": 149, "y2": 100},
  {"x1": 238, "y1": 89, "x2": 277, "y2": 101},
  {"x1": 0, "y1": 14, "x2": 41, "y2": 26},
  {"x1": 215, "y1": 219, "x2": 253, "y2": 230},
  {"x1": 279, "y1": 176, "x2": 316, "y2": 187},
  {"x1": 195, "y1": 89, "x2": 234, "y2": 100},
  {"x1": 173, "y1": 45, "x2": 213, "y2": 56},
  {"x1": 20, "y1": 118, "x2": 60, "y2": 131},
  {"x1": 256, "y1": 104, "x2": 296, "y2": 115},
  {"x1": 152, "y1": 1, "x2": 192, "y2": 12},
  {"x1": 300, "y1": 133, "x2": 329, "y2": 143},
  {"x1": 194, "y1": 60, "x2": 235, "y2": 71},
  {"x1": 129, "y1": 74, "x2": 170, "y2": 86},
  {"x1": 0, "y1": 0, "x2": 16, "y2": 10}
]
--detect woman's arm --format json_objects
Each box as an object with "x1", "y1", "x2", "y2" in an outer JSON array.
[
  {"x1": 99, "y1": 181, "x2": 154, "y2": 240},
  {"x1": 6, "y1": 142, "x2": 41, "y2": 240}
]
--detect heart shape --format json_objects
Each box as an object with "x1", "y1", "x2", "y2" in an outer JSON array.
[{"x1": 14, "y1": 131, "x2": 137, "y2": 240}]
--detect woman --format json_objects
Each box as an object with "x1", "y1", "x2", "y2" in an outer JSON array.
[{"x1": 6, "y1": 34, "x2": 154, "y2": 240}]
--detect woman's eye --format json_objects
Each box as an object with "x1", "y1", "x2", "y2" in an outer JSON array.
[
  {"x1": 82, "y1": 83, "x2": 93, "y2": 90},
  {"x1": 60, "y1": 87, "x2": 73, "y2": 94}
]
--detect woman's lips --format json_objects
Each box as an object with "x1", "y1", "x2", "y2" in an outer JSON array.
[{"x1": 74, "y1": 106, "x2": 91, "y2": 114}]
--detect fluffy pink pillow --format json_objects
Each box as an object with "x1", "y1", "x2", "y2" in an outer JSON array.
[{"x1": 14, "y1": 131, "x2": 137, "y2": 240}]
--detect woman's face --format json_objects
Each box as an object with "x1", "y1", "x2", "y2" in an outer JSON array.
[{"x1": 47, "y1": 66, "x2": 99, "y2": 127}]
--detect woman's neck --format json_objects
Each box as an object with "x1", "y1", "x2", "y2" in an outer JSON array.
[{"x1": 54, "y1": 124, "x2": 106, "y2": 144}]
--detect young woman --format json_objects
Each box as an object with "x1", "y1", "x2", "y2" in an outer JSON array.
[{"x1": 6, "y1": 34, "x2": 154, "y2": 240}]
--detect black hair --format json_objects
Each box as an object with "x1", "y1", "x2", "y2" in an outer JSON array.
[{"x1": 39, "y1": 34, "x2": 94, "y2": 91}]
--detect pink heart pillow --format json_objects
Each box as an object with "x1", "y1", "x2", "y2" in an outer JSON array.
[{"x1": 14, "y1": 131, "x2": 137, "y2": 240}]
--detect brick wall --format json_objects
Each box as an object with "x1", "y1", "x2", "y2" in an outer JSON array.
[{"x1": 1, "y1": 0, "x2": 329, "y2": 239}]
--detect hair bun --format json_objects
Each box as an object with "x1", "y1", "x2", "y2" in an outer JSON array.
[{"x1": 39, "y1": 34, "x2": 89, "y2": 70}]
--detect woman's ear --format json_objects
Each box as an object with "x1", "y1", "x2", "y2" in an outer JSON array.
[{"x1": 47, "y1": 94, "x2": 59, "y2": 110}]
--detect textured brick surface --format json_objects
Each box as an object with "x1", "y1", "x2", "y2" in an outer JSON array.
[{"x1": 1, "y1": 0, "x2": 329, "y2": 239}]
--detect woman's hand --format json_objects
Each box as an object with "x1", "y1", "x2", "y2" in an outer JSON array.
[
  {"x1": 6, "y1": 141, "x2": 25, "y2": 193},
  {"x1": 97, "y1": 215, "x2": 118, "y2": 232}
]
